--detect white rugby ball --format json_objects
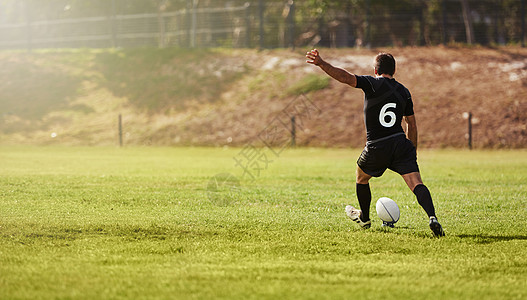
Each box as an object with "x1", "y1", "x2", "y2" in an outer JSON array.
[{"x1": 376, "y1": 197, "x2": 400, "y2": 223}]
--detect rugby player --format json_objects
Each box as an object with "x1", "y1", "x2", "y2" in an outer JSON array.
[{"x1": 306, "y1": 49, "x2": 445, "y2": 237}]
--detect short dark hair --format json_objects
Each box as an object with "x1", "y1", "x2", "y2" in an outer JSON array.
[{"x1": 374, "y1": 53, "x2": 396, "y2": 76}]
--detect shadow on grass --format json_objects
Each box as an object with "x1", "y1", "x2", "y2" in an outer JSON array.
[
  {"x1": 457, "y1": 234, "x2": 527, "y2": 244},
  {"x1": 386, "y1": 230, "x2": 527, "y2": 242}
]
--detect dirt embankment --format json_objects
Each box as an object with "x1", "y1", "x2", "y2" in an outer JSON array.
[
  {"x1": 0, "y1": 47, "x2": 526, "y2": 148},
  {"x1": 173, "y1": 46, "x2": 527, "y2": 149}
]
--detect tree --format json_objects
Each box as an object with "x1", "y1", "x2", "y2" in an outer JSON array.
[{"x1": 460, "y1": 0, "x2": 475, "y2": 44}]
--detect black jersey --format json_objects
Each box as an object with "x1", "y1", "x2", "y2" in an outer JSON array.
[{"x1": 355, "y1": 75, "x2": 414, "y2": 142}]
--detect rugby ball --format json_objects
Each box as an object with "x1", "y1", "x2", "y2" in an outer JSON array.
[{"x1": 376, "y1": 197, "x2": 400, "y2": 224}]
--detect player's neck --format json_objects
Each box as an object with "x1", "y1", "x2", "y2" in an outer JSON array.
[{"x1": 376, "y1": 74, "x2": 393, "y2": 79}]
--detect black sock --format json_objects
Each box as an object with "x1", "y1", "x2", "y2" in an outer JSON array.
[
  {"x1": 413, "y1": 184, "x2": 436, "y2": 218},
  {"x1": 356, "y1": 183, "x2": 371, "y2": 222}
]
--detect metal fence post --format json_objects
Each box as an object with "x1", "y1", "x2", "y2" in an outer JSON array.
[
  {"x1": 419, "y1": 2, "x2": 426, "y2": 46},
  {"x1": 285, "y1": 0, "x2": 295, "y2": 49},
  {"x1": 110, "y1": 0, "x2": 117, "y2": 48},
  {"x1": 186, "y1": 0, "x2": 191, "y2": 47},
  {"x1": 291, "y1": 116, "x2": 296, "y2": 147},
  {"x1": 118, "y1": 114, "x2": 123, "y2": 147},
  {"x1": 468, "y1": 112, "x2": 472, "y2": 150},
  {"x1": 442, "y1": 0, "x2": 447, "y2": 44},
  {"x1": 258, "y1": 0, "x2": 265, "y2": 49},
  {"x1": 158, "y1": 9, "x2": 166, "y2": 48},
  {"x1": 191, "y1": 0, "x2": 197, "y2": 48},
  {"x1": 494, "y1": 0, "x2": 500, "y2": 45},
  {"x1": 365, "y1": 0, "x2": 371, "y2": 47},
  {"x1": 244, "y1": 2, "x2": 251, "y2": 48},
  {"x1": 522, "y1": 0, "x2": 525, "y2": 47},
  {"x1": 24, "y1": 0, "x2": 32, "y2": 52}
]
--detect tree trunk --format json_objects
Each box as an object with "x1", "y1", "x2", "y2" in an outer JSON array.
[{"x1": 460, "y1": 0, "x2": 475, "y2": 44}]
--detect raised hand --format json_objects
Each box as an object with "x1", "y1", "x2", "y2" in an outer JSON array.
[{"x1": 306, "y1": 49, "x2": 323, "y2": 66}]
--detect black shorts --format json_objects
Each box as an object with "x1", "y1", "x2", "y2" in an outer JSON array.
[{"x1": 357, "y1": 135, "x2": 419, "y2": 177}]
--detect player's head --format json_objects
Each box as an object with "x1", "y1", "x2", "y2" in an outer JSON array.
[{"x1": 374, "y1": 53, "x2": 396, "y2": 76}]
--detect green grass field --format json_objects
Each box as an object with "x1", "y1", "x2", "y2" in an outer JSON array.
[{"x1": 0, "y1": 146, "x2": 526, "y2": 299}]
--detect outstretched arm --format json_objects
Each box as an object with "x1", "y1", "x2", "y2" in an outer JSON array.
[
  {"x1": 404, "y1": 114, "x2": 418, "y2": 149},
  {"x1": 306, "y1": 49, "x2": 357, "y2": 87}
]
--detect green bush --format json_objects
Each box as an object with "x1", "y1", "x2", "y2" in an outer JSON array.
[{"x1": 287, "y1": 74, "x2": 329, "y2": 96}]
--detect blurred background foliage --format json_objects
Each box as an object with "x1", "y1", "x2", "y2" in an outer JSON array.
[{"x1": 0, "y1": 0, "x2": 525, "y2": 48}]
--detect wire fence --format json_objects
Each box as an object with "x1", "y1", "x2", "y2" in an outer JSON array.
[{"x1": 0, "y1": 0, "x2": 525, "y2": 50}]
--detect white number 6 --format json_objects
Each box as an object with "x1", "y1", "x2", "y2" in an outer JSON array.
[{"x1": 379, "y1": 103, "x2": 396, "y2": 127}]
